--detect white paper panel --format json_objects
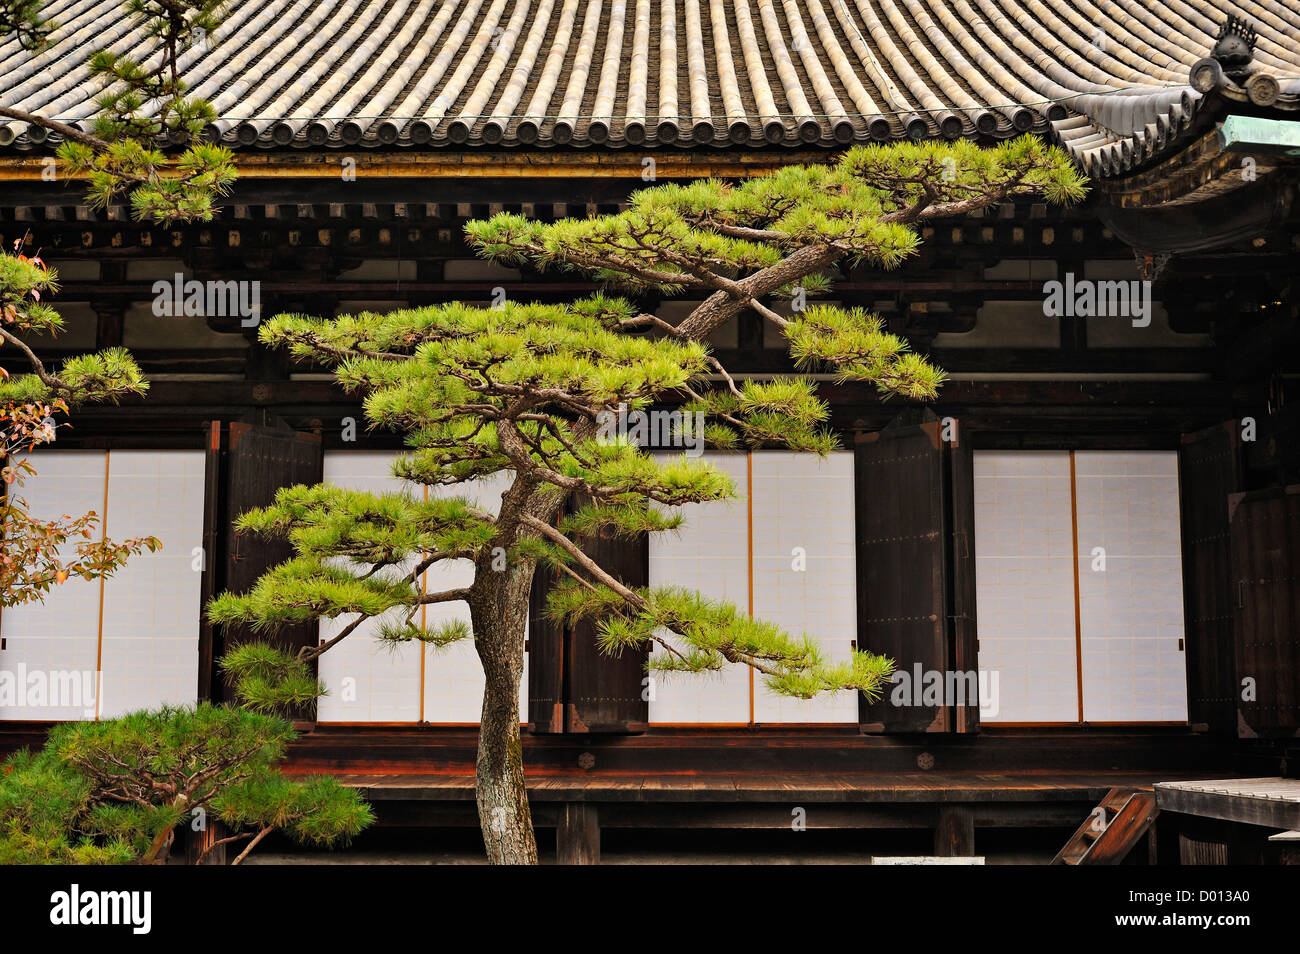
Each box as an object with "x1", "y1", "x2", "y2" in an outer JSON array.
[
  {"x1": 973, "y1": 451, "x2": 1079, "y2": 723},
  {"x1": 0, "y1": 451, "x2": 105, "y2": 720},
  {"x1": 317, "y1": 452, "x2": 422, "y2": 722},
  {"x1": 1074, "y1": 451, "x2": 1187, "y2": 723},
  {"x1": 647, "y1": 453, "x2": 751, "y2": 723},
  {"x1": 99, "y1": 450, "x2": 204, "y2": 717},
  {"x1": 318, "y1": 453, "x2": 527, "y2": 723},
  {"x1": 421, "y1": 471, "x2": 529, "y2": 723},
  {"x1": 751, "y1": 451, "x2": 858, "y2": 723}
]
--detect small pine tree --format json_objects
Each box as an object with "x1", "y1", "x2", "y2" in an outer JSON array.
[
  {"x1": 211, "y1": 139, "x2": 1087, "y2": 864},
  {"x1": 0, "y1": 704, "x2": 373, "y2": 864}
]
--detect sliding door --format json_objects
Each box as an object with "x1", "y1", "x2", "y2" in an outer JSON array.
[
  {"x1": 646, "y1": 451, "x2": 858, "y2": 724},
  {"x1": 973, "y1": 450, "x2": 1188, "y2": 724},
  {"x1": 1, "y1": 450, "x2": 204, "y2": 720},
  {"x1": 316, "y1": 452, "x2": 527, "y2": 723}
]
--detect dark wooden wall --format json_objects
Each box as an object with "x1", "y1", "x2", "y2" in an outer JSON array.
[{"x1": 1, "y1": 180, "x2": 1297, "y2": 767}]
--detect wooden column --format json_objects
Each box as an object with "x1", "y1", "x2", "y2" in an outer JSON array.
[
  {"x1": 185, "y1": 818, "x2": 228, "y2": 865},
  {"x1": 857, "y1": 410, "x2": 979, "y2": 733},
  {"x1": 1178, "y1": 422, "x2": 1243, "y2": 735},
  {"x1": 556, "y1": 803, "x2": 600, "y2": 865},
  {"x1": 934, "y1": 805, "x2": 974, "y2": 857}
]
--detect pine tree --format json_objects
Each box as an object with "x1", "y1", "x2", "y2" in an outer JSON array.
[
  {"x1": 212, "y1": 137, "x2": 1087, "y2": 864},
  {"x1": 0, "y1": 704, "x2": 372, "y2": 864}
]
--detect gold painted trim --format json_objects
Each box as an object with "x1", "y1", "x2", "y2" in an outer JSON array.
[{"x1": 0, "y1": 151, "x2": 840, "y2": 182}]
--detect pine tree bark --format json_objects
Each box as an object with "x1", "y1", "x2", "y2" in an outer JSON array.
[{"x1": 470, "y1": 553, "x2": 540, "y2": 865}]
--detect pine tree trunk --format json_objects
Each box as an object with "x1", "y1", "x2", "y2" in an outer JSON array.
[{"x1": 470, "y1": 557, "x2": 539, "y2": 865}]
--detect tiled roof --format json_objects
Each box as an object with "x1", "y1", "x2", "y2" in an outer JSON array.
[{"x1": 2, "y1": 0, "x2": 1299, "y2": 178}]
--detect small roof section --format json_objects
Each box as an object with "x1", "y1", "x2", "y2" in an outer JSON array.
[{"x1": 2, "y1": 0, "x2": 1299, "y2": 178}]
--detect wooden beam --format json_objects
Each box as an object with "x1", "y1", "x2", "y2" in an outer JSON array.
[{"x1": 1156, "y1": 779, "x2": 1300, "y2": 831}]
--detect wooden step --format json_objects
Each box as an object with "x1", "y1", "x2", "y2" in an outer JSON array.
[
  {"x1": 1052, "y1": 788, "x2": 1159, "y2": 865},
  {"x1": 1102, "y1": 789, "x2": 1137, "y2": 811}
]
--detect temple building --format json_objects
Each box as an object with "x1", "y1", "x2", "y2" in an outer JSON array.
[{"x1": 1, "y1": 0, "x2": 1299, "y2": 863}]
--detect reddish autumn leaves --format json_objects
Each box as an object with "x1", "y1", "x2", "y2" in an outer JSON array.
[{"x1": 0, "y1": 236, "x2": 158, "y2": 608}]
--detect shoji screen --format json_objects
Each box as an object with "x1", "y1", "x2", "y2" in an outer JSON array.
[
  {"x1": 973, "y1": 452, "x2": 1078, "y2": 723},
  {"x1": 0, "y1": 450, "x2": 203, "y2": 720},
  {"x1": 317, "y1": 452, "x2": 527, "y2": 723},
  {"x1": 647, "y1": 451, "x2": 857, "y2": 724},
  {"x1": 1074, "y1": 452, "x2": 1187, "y2": 722},
  {"x1": 973, "y1": 450, "x2": 1187, "y2": 724},
  {"x1": 0, "y1": 452, "x2": 107, "y2": 720},
  {"x1": 316, "y1": 452, "x2": 422, "y2": 723},
  {"x1": 647, "y1": 453, "x2": 751, "y2": 723},
  {"x1": 751, "y1": 452, "x2": 858, "y2": 723},
  {"x1": 99, "y1": 451, "x2": 204, "y2": 716}
]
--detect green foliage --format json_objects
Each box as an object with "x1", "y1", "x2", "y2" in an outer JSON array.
[
  {"x1": 839, "y1": 135, "x2": 1088, "y2": 209},
  {"x1": 546, "y1": 581, "x2": 894, "y2": 701},
  {"x1": 257, "y1": 298, "x2": 732, "y2": 506},
  {"x1": 58, "y1": 139, "x2": 236, "y2": 224},
  {"x1": 0, "y1": 241, "x2": 156, "y2": 610},
  {"x1": 208, "y1": 557, "x2": 421, "y2": 628},
  {"x1": 234, "y1": 483, "x2": 495, "y2": 564},
  {"x1": 378, "y1": 617, "x2": 472, "y2": 649},
  {"x1": 0, "y1": 250, "x2": 61, "y2": 332},
  {"x1": 215, "y1": 774, "x2": 372, "y2": 852},
  {"x1": 215, "y1": 296, "x2": 746, "y2": 705},
  {"x1": 3, "y1": 345, "x2": 152, "y2": 407},
  {"x1": 469, "y1": 136, "x2": 1087, "y2": 402},
  {"x1": 219, "y1": 643, "x2": 324, "y2": 714},
  {"x1": 558, "y1": 500, "x2": 684, "y2": 539},
  {"x1": 0, "y1": 704, "x2": 371, "y2": 864},
  {"x1": 11, "y1": 0, "x2": 238, "y2": 226},
  {"x1": 686, "y1": 378, "x2": 838, "y2": 452},
  {"x1": 784, "y1": 305, "x2": 947, "y2": 398},
  {"x1": 0, "y1": 748, "x2": 132, "y2": 864}
]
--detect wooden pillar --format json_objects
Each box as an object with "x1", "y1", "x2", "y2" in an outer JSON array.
[
  {"x1": 556, "y1": 803, "x2": 600, "y2": 865},
  {"x1": 185, "y1": 818, "x2": 228, "y2": 865},
  {"x1": 934, "y1": 805, "x2": 974, "y2": 857}
]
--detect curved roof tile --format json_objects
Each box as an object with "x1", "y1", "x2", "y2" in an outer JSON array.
[{"x1": 1, "y1": 0, "x2": 1298, "y2": 177}]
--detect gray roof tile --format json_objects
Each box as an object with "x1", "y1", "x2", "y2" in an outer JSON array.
[{"x1": 2, "y1": 0, "x2": 1298, "y2": 177}]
